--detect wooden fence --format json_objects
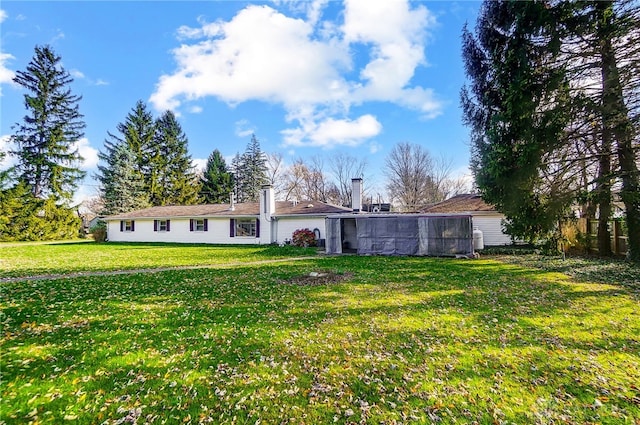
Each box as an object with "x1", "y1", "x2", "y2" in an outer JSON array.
[{"x1": 576, "y1": 218, "x2": 628, "y2": 256}]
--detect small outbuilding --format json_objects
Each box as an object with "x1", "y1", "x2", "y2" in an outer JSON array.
[{"x1": 325, "y1": 214, "x2": 475, "y2": 256}]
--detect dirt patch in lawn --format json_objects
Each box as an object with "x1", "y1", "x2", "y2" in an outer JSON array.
[{"x1": 284, "y1": 271, "x2": 353, "y2": 286}]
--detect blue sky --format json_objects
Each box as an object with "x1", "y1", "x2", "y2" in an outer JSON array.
[{"x1": 0, "y1": 0, "x2": 480, "y2": 203}]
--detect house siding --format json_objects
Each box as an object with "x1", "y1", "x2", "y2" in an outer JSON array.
[
  {"x1": 107, "y1": 218, "x2": 263, "y2": 244},
  {"x1": 275, "y1": 217, "x2": 326, "y2": 243},
  {"x1": 107, "y1": 216, "x2": 331, "y2": 245},
  {"x1": 471, "y1": 215, "x2": 512, "y2": 246}
]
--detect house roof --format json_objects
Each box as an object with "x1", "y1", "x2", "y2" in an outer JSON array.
[
  {"x1": 419, "y1": 194, "x2": 496, "y2": 213},
  {"x1": 273, "y1": 201, "x2": 352, "y2": 216},
  {"x1": 105, "y1": 201, "x2": 351, "y2": 220}
]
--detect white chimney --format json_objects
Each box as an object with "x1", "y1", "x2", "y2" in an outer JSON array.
[
  {"x1": 230, "y1": 192, "x2": 235, "y2": 211},
  {"x1": 352, "y1": 178, "x2": 363, "y2": 212},
  {"x1": 260, "y1": 184, "x2": 275, "y2": 216},
  {"x1": 259, "y1": 185, "x2": 275, "y2": 244}
]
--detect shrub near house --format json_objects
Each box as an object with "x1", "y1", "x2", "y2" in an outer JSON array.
[{"x1": 292, "y1": 228, "x2": 316, "y2": 247}]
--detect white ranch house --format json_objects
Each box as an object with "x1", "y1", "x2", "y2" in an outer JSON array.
[
  {"x1": 105, "y1": 179, "x2": 514, "y2": 252},
  {"x1": 105, "y1": 185, "x2": 351, "y2": 245}
]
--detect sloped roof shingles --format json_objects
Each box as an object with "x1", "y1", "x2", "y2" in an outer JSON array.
[
  {"x1": 106, "y1": 201, "x2": 351, "y2": 220},
  {"x1": 420, "y1": 194, "x2": 496, "y2": 213}
]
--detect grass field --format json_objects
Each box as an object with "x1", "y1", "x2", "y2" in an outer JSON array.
[
  {"x1": 1, "y1": 244, "x2": 639, "y2": 424},
  {"x1": 0, "y1": 242, "x2": 317, "y2": 278}
]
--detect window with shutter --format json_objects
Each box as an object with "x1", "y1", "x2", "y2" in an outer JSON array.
[
  {"x1": 235, "y1": 219, "x2": 257, "y2": 237},
  {"x1": 191, "y1": 219, "x2": 206, "y2": 232}
]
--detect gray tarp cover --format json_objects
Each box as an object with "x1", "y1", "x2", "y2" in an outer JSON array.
[
  {"x1": 325, "y1": 217, "x2": 342, "y2": 254},
  {"x1": 325, "y1": 215, "x2": 473, "y2": 256}
]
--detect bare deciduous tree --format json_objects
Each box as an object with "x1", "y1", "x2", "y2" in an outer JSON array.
[
  {"x1": 384, "y1": 142, "x2": 454, "y2": 212},
  {"x1": 329, "y1": 152, "x2": 368, "y2": 207},
  {"x1": 282, "y1": 157, "x2": 339, "y2": 204},
  {"x1": 265, "y1": 152, "x2": 286, "y2": 199}
]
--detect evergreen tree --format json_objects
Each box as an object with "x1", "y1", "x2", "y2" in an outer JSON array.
[
  {"x1": 11, "y1": 45, "x2": 86, "y2": 201},
  {"x1": 239, "y1": 134, "x2": 268, "y2": 202},
  {"x1": 0, "y1": 181, "x2": 81, "y2": 241},
  {"x1": 120, "y1": 100, "x2": 157, "y2": 192},
  {"x1": 152, "y1": 111, "x2": 200, "y2": 205},
  {"x1": 0, "y1": 149, "x2": 11, "y2": 189},
  {"x1": 96, "y1": 142, "x2": 149, "y2": 215},
  {"x1": 230, "y1": 152, "x2": 245, "y2": 203},
  {"x1": 200, "y1": 149, "x2": 233, "y2": 204},
  {"x1": 462, "y1": 1, "x2": 579, "y2": 243},
  {"x1": 462, "y1": 0, "x2": 640, "y2": 260}
]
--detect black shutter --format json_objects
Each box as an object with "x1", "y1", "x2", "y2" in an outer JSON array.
[
  {"x1": 190, "y1": 219, "x2": 194, "y2": 232},
  {"x1": 131, "y1": 221, "x2": 135, "y2": 232},
  {"x1": 256, "y1": 219, "x2": 260, "y2": 238},
  {"x1": 154, "y1": 220, "x2": 158, "y2": 231},
  {"x1": 230, "y1": 219, "x2": 235, "y2": 237},
  {"x1": 120, "y1": 220, "x2": 124, "y2": 232},
  {"x1": 166, "y1": 220, "x2": 170, "y2": 232},
  {"x1": 204, "y1": 219, "x2": 208, "y2": 231}
]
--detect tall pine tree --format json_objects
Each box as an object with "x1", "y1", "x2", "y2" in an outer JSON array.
[
  {"x1": 200, "y1": 149, "x2": 233, "y2": 204},
  {"x1": 152, "y1": 111, "x2": 201, "y2": 205},
  {"x1": 121, "y1": 100, "x2": 156, "y2": 191},
  {"x1": 230, "y1": 152, "x2": 245, "y2": 203},
  {"x1": 11, "y1": 45, "x2": 86, "y2": 201},
  {"x1": 462, "y1": 1, "x2": 575, "y2": 243},
  {"x1": 96, "y1": 142, "x2": 149, "y2": 215},
  {"x1": 238, "y1": 134, "x2": 268, "y2": 202}
]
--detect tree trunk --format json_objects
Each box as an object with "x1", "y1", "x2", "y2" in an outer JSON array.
[
  {"x1": 598, "y1": 1, "x2": 640, "y2": 262},
  {"x1": 596, "y1": 140, "x2": 612, "y2": 256}
]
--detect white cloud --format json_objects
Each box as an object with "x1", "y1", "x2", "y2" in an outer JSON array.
[
  {"x1": 342, "y1": 0, "x2": 440, "y2": 116},
  {"x1": 150, "y1": 5, "x2": 349, "y2": 111},
  {"x1": 192, "y1": 157, "x2": 207, "y2": 172},
  {"x1": 50, "y1": 30, "x2": 65, "y2": 44},
  {"x1": 0, "y1": 9, "x2": 7, "y2": 23},
  {"x1": 151, "y1": 0, "x2": 441, "y2": 148},
  {"x1": 0, "y1": 135, "x2": 17, "y2": 169},
  {"x1": 273, "y1": 0, "x2": 330, "y2": 26},
  {"x1": 73, "y1": 138, "x2": 99, "y2": 170},
  {"x1": 70, "y1": 69, "x2": 85, "y2": 79},
  {"x1": 235, "y1": 119, "x2": 255, "y2": 137},
  {"x1": 282, "y1": 114, "x2": 381, "y2": 148},
  {"x1": 0, "y1": 52, "x2": 16, "y2": 95},
  {"x1": 95, "y1": 79, "x2": 109, "y2": 86},
  {"x1": 368, "y1": 141, "x2": 382, "y2": 154},
  {"x1": 189, "y1": 105, "x2": 203, "y2": 114}
]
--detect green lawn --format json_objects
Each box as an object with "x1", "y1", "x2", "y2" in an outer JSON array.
[
  {"x1": 1, "y1": 246, "x2": 639, "y2": 424},
  {"x1": 0, "y1": 242, "x2": 317, "y2": 278}
]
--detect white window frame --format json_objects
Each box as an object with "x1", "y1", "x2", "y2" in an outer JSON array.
[
  {"x1": 158, "y1": 220, "x2": 168, "y2": 232},
  {"x1": 124, "y1": 220, "x2": 134, "y2": 232},
  {"x1": 195, "y1": 219, "x2": 205, "y2": 232}
]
